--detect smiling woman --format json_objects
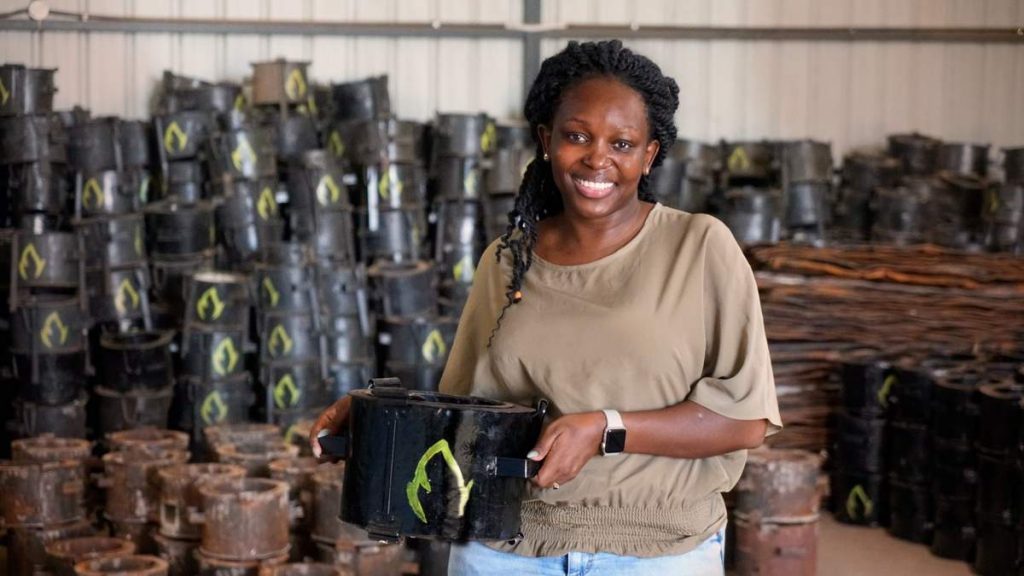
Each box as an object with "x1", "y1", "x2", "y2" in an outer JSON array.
[{"x1": 310, "y1": 39, "x2": 782, "y2": 576}]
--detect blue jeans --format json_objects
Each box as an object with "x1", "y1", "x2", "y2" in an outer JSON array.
[{"x1": 448, "y1": 526, "x2": 726, "y2": 576}]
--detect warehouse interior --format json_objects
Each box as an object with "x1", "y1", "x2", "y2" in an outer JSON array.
[{"x1": 0, "y1": 0, "x2": 1022, "y2": 575}]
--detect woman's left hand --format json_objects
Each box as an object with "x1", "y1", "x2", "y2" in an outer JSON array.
[{"x1": 528, "y1": 411, "x2": 606, "y2": 489}]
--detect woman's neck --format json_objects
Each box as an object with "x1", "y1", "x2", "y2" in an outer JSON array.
[{"x1": 535, "y1": 200, "x2": 654, "y2": 266}]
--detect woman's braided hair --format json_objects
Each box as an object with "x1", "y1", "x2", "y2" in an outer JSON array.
[{"x1": 489, "y1": 40, "x2": 680, "y2": 342}]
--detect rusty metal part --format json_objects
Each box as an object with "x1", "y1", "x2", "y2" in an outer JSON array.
[
  {"x1": 46, "y1": 536, "x2": 136, "y2": 576},
  {"x1": 313, "y1": 538, "x2": 405, "y2": 576},
  {"x1": 106, "y1": 517, "x2": 159, "y2": 555},
  {"x1": 204, "y1": 423, "x2": 281, "y2": 449},
  {"x1": 74, "y1": 554, "x2": 169, "y2": 576},
  {"x1": 102, "y1": 449, "x2": 190, "y2": 523},
  {"x1": 157, "y1": 463, "x2": 247, "y2": 540},
  {"x1": 12, "y1": 434, "x2": 92, "y2": 462},
  {"x1": 0, "y1": 460, "x2": 85, "y2": 528},
  {"x1": 251, "y1": 60, "x2": 310, "y2": 106},
  {"x1": 107, "y1": 428, "x2": 190, "y2": 455},
  {"x1": 310, "y1": 462, "x2": 346, "y2": 544},
  {"x1": 197, "y1": 477, "x2": 291, "y2": 561},
  {"x1": 195, "y1": 549, "x2": 288, "y2": 575},
  {"x1": 734, "y1": 517, "x2": 818, "y2": 576},
  {"x1": 213, "y1": 440, "x2": 299, "y2": 478},
  {"x1": 153, "y1": 532, "x2": 199, "y2": 576},
  {"x1": 268, "y1": 458, "x2": 319, "y2": 530},
  {"x1": 735, "y1": 448, "x2": 822, "y2": 522},
  {"x1": 6, "y1": 518, "x2": 94, "y2": 576},
  {"x1": 258, "y1": 563, "x2": 345, "y2": 576}
]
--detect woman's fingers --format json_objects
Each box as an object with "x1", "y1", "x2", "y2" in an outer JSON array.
[
  {"x1": 309, "y1": 396, "x2": 352, "y2": 457},
  {"x1": 530, "y1": 412, "x2": 604, "y2": 489}
]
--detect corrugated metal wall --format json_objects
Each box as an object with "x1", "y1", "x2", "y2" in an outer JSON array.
[{"x1": 1, "y1": 0, "x2": 1022, "y2": 157}]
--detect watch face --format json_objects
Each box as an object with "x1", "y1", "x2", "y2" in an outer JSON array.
[{"x1": 604, "y1": 429, "x2": 626, "y2": 454}]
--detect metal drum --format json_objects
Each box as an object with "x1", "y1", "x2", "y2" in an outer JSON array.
[
  {"x1": 318, "y1": 379, "x2": 547, "y2": 542},
  {"x1": 888, "y1": 133, "x2": 941, "y2": 177},
  {"x1": 251, "y1": 60, "x2": 311, "y2": 107},
  {"x1": 0, "y1": 64, "x2": 57, "y2": 116},
  {"x1": 154, "y1": 111, "x2": 215, "y2": 162},
  {"x1": 0, "y1": 113, "x2": 67, "y2": 164},
  {"x1": 330, "y1": 76, "x2": 390, "y2": 123}
]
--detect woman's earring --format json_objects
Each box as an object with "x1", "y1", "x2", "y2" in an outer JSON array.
[
  {"x1": 543, "y1": 152, "x2": 549, "y2": 161},
  {"x1": 643, "y1": 166, "x2": 650, "y2": 175}
]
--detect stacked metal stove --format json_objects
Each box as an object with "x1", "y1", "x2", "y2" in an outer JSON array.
[
  {"x1": 988, "y1": 147, "x2": 1024, "y2": 253},
  {"x1": 0, "y1": 64, "x2": 91, "y2": 441},
  {"x1": 831, "y1": 349, "x2": 890, "y2": 527},
  {"x1": 648, "y1": 139, "x2": 718, "y2": 215},
  {"x1": 1, "y1": 435, "x2": 93, "y2": 575},
  {"x1": 67, "y1": 115, "x2": 175, "y2": 436},
  {"x1": 148, "y1": 74, "x2": 223, "y2": 321},
  {"x1": 174, "y1": 270, "x2": 255, "y2": 454},
  {"x1": 717, "y1": 140, "x2": 784, "y2": 244},
  {"x1": 780, "y1": 140, "x2": 834, "y2": 245},
  {"x1": 430, "y1": 113, "x2": 495, "y2": 316},
  {"x1": 828, "y1": 344, "x2": 1024, "y2": 574},
  {"x1": 481, "y1": 123, "x2": 532, "y2": 242}
]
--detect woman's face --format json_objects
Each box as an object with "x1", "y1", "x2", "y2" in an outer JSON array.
[{"x1": 539, "y1": 76, "x2": 660, "y2": 221}]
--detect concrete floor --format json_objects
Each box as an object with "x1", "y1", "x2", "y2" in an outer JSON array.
[{"x1": 818, "y1": 513, "x2": 971, "y2": 576}]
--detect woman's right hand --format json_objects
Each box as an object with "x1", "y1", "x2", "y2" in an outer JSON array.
[{"x1": 309, "y1": 396, "x2": 352, "y2": 458}]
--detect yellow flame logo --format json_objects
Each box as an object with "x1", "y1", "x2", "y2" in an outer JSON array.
[
  {"x1": 163, "y1": 121, "x2": 189, "y2": 154},
  {"x1": 200, "y1": 391, "x2": 229, "y2": 424},
  {"x1": 82, "y1": 177, "x2": 105, "y2": 211},
  {"x1": 230, "y1": 135, "x2": 257, "y2": 173},
  {"x1": 114, "y1": 278, "x2": 141, "y2": 315},
  {"x1": 421, "y1": 329, "x2": 448, "y2": 364},
  {"x1": 283, "y1": 424, "x2": 303, "y2": 445},
  {"x1": 407, "y1": 439, "x2": 474, "y2": 524},
  {"x1": 285, "y1": 69, "x2": 307, "y2": 100},
  {"x1": 233, "y1": 93, "x2": 246, "y2": 111},
  {"x1": 845, "y1": 484, "x2": 874, "y2": 520},
  {"x1": 262, "y1": 277, "x2": 280, "y2": 308},
  {"x1": 134, "y1": 226, "x2": 144, "y2": 257},
  {"x1": 268, "y1": 324, "x2": 294, "y2": 358},
  {"x1": 378, "y1": 169, "x2": 403, "y2": 202},
  {"x1": 727, "y1": 147, "x2": 751, "y2": 172},
  {"x1": 212, "y1": 337, "x2": 240, "y2": 376},
  {"x1": 18, "y1": 243, "x2": 46, "y2": 280},
  {"x1": 877, "y1": 374, "x2": 898, "y2": 408},
  {"x1": 0, "y1": 78, "x2": 9, "y2": 106},
  {"x1": 257, "y1": 186, "x2": 277, "y2": 221},
  {"x1": 463, "y1": 170, "x2": 478, "y2": 197},
  {"x1": 328, "y1": 131, "x2": 345, "y2": 158},
  {"x1": 40, "y1": 312, "x2": 69, "y2": 349},
  {"x1": 985, "y1": 191, "x2": 1000, "y2": 215},
  {"x1": 480, "y1": 121, "x2": 497, "y2": 154},
  {"x1": 274, "y1": 373, "x2": 301, "y2": 409},
  {"x1": 316, "y1": 175, "x2": 341, "y2": 206},
  {"x1": 197, "y1": 287, "x2": 226, "y2": 321},
  {"x1": 139, "y1": 175, "x2": 151, "y2": 203},
  {"x1": 452, "y1": 254, "x2": 475, "y2": 284}
]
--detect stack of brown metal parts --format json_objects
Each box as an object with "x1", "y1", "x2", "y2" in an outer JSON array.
[
  {"x1": 0, "y1": 424, "x2": 419, "y2": 575},
  {"x1": 751, "y1": 242, "x2": 1024, "y2": 455}
]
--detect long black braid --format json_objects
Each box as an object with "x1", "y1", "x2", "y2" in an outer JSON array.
[{"x1": 489, "y1": 40, "x2": 680, "y2": 344}]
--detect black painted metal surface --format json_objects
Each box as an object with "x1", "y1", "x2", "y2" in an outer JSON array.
[{"x1": 320, "y1": 379, "x2": 546, "y2": 542}]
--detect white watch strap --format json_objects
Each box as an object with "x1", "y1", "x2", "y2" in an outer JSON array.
[{"x1": 602, "y1": 409, "x2": 624, "y2": 430}]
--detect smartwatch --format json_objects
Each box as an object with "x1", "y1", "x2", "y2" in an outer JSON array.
[{"x1": 601, "y1": 409, "x2": 626, "y2": 456}]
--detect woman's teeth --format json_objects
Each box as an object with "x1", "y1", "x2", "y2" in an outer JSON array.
[{"x1": 573, "y1": 178, "x2": 613, "y2": 190}]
